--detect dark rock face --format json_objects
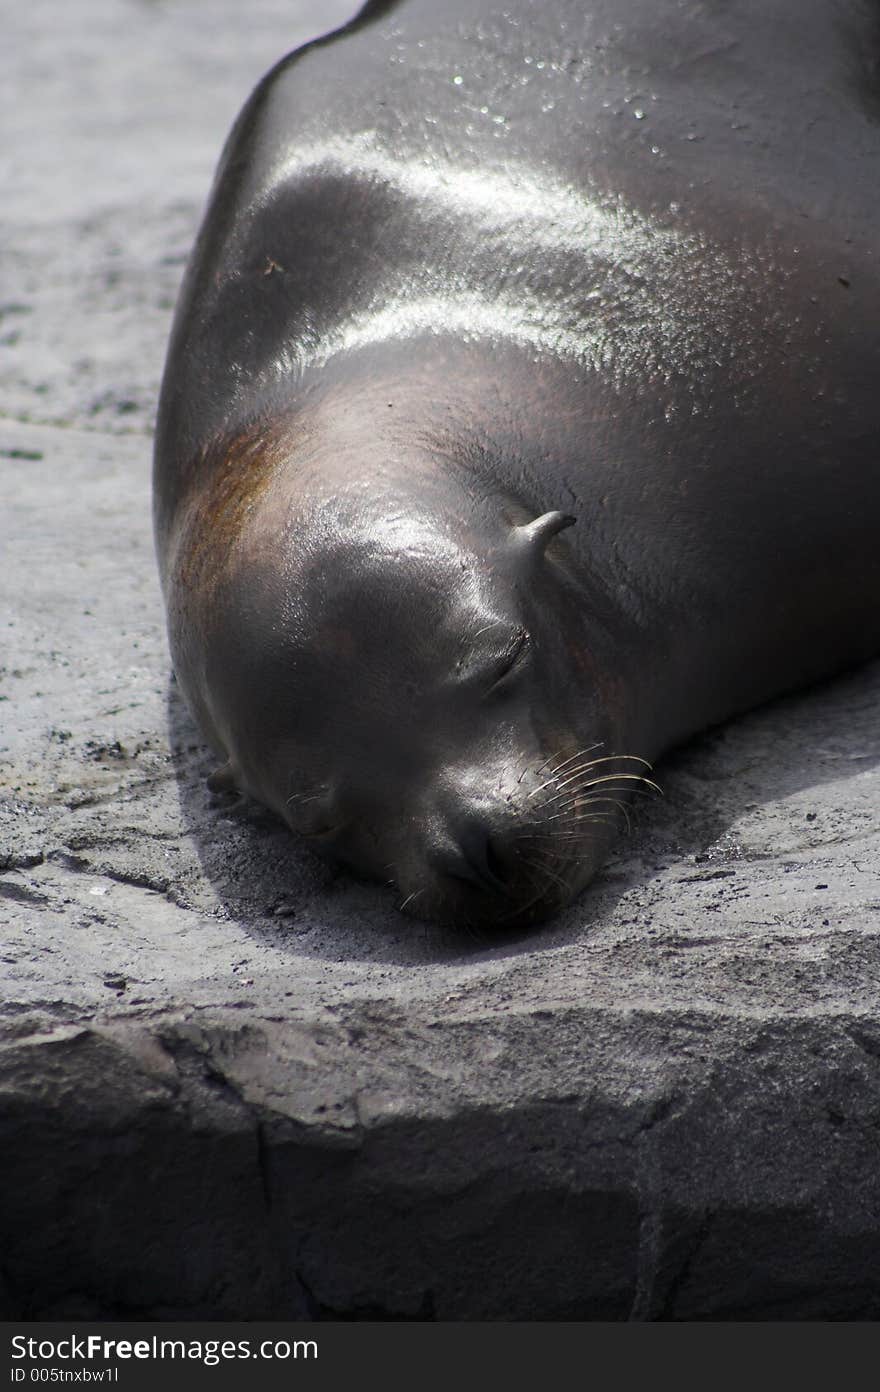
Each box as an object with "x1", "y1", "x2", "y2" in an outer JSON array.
[
  {"x1": 3, "y1": 0, "x2": 880, "y2": 1321},
  {"x1": 5, "y1": 1010, "x2": 880, "y2": 1319}
]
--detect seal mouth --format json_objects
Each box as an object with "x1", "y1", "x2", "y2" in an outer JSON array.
[{"x1": 394, "y1": 844, "x2": 588, "y2": 933}]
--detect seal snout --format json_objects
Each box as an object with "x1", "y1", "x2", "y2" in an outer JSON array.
[{"x1": 406, "y1": 792, "x2": 583, "y2": 929}]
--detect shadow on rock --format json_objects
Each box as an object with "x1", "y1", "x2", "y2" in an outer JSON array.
[{"x1": 166, "y1": 658, "x2": 880, "y2": 964}]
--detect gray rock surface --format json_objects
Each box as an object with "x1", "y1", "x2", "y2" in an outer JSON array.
[{"x1": 3, "y1": 0, "x2": 880, "y2": 1320}]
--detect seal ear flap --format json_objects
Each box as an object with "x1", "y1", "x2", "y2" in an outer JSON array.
[{"x1": 511, "y1": 510, "x2": 576, "y2": 558}]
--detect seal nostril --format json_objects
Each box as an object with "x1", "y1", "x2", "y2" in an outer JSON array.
[{"x1": 438, "y1": 818, "x2": 512, "y2": 894}]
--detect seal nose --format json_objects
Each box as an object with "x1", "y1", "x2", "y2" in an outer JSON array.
[{"x1": 432, "y1": 816, "x2": 514, "y2": 895}]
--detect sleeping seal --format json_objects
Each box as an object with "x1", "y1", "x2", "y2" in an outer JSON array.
[{"x1": 154, "y1": 0, "x2": 880, "y2": 927}]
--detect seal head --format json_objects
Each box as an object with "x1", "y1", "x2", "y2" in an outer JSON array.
[{"x1": 183, "y1": 432, "x2": 650, "y2": 928}]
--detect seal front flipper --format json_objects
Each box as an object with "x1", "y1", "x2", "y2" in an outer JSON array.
[{"x1": 207, "y1": 760, "x2": 243, "y2": 809}]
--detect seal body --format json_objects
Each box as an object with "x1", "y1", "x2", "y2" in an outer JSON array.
[{"x1": 154, "y1": 0, "x2": 880, "y2": 927}]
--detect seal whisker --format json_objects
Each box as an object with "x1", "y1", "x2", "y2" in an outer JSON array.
[
  {"x1": 540, "y1": 772, "x2": 653, "y2": 806},
  {"x1": 558, "y1": 753, "x2": 654, "y2": 774},
  {"x1": 527, "y1": 755, "x2": 651, "y2": 799},
  {"x1": 497, "y1": 889, "x2": 549, "y2": 923},
  {"x1": 546, "y1": 743, "x2": 606, "y2": 776},
  {"x1": 541, "y1": 802, "x2": 630, "y2": 823},
  {"x1": 565, "y1": 752, "x2": 653, "y2": 773},
  {"x1": 539, "y1": 784, "x2": 659, "y2": 815},
  {"x1": 496, "y1": 866, "x2": 580, "y2": 923},
  {"x1": 515, "y1": 812, "x2": 618, "y2": 829},
  {"x1": 516, "y1": 830, "x2": 610, "y2": 845},
  {"x1": 542, "y1": 777, "x2": 659, "y2": 803},
  {"x1": 527, "y1": 744, "x2": 606, "y2": 797},
  {"x1": 285, "y1": 790, "x2": 325, "y2": 807},
  {"x1": 544, "y1": 805, "x2": 633, "y2": 826},
  {"x1": 537, "y1": 795, "x2": 632, "y2": 821},
  {"x1": 519, "y1": 857, "x2": 571, "y2": 894},
  {"x1": 534, "y1": 788, "x2": 655, "y2": 820},
  {"x1": 519, "y1": 748, "x2": 565, "y2": 785},
  {"x1": 546, "y1": 792, "x2": 633, "y2": 812},
  {"x1": 540, "y1": 799, "x2": 635, "y2": 833},
  {"x1": 398, "y1": 888, "x2": 426, "y2": 912},
  {"x1": 542, "y1": 767, "x2": 662, "y2": 798}
]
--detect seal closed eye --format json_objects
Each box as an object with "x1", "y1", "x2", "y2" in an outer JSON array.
[
  {"x1": 154, "y1": 0, "x2": 880, "y2": 928},
  {"x1": 483, "y1": 627, "x2": 530, "y2": 694}
]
